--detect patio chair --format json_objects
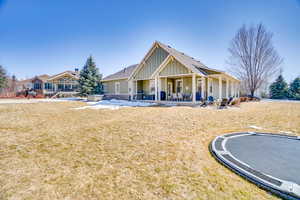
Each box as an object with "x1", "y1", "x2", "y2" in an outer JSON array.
[
  {"x1": 206, "y1": 96, "x2": 214, "y2": 105},
  {"x1": 172, "y1": 93, "x2": 178, "y2": 101},
  {"x1": 218, "y1": 98, "x2": 228, "y2": 109}
]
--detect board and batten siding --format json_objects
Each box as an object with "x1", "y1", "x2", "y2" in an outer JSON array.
[
  {"x1": 159, "y1": 59, "x2": 189, "y2": 76},
  {"x1": 134, "y1": 47, "x2": 168, "y2": 80},
  {"x1": 103, "y1": 79, "x2": 128, "y2": 94}
]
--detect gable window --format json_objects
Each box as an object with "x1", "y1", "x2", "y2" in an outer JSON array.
[{"x1": 115, "y1": 82, "x2": 120, "y2": 94}]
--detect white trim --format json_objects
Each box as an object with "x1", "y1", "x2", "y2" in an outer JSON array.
[
  {"x1": 101, "y1": 78, "x2": 127, "y2": 82},
  {"x1": 192, "y1": 73, "x2": 196, "y2": 103},
  {"x1": 159, "y1": 73, "x2": 193, "y2": 78},
  {"x1": 226, "y1": 78, "x2": 229, "y2": 98},
  {"x1": 150, "y1": 55, "x2": 172, "y2": 79},
  {"x1": 129, "y1": 42, "x2": 159, "y2": 80},
  {"x1": 218, "y1": 75, "x2": 222, "y2": 100}
]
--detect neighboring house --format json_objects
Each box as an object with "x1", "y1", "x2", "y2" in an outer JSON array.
[
  {"x1": 16, "y1": 69, "x2": 80, "y2": 96},
  {"x1": 102, "y1": 41, "x2": 240, "y2": 103}
]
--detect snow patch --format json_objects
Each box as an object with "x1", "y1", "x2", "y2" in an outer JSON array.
[{"x1": 73, "y1": 99, "x2": 157, "y2": 110}]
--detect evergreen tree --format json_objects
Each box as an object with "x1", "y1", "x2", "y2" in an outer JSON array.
[
  {"x1": 78, "y1": 56, "x2": 101, "y2": 96},
  {"x1": 269, "y1": 75, "x2": 288, "y2": 99},
  {"x1": 289, "y1": 77, "x2": 300, "y2": 100},
  {"x1": 0, "y1": 65, "x2": 7, "y2": 90}
]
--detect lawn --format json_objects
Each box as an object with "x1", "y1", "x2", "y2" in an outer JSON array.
[{"x1": 0, "y1": 101, "x2": 299, "y2": 200}]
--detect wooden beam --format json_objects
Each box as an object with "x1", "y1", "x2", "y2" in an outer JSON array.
[
  {"x1": 192, "y1": 73, "x2": 196, "y2": 103},
  {"x1": 219, "y1": 76, "x2": 222, "y2": 100}
]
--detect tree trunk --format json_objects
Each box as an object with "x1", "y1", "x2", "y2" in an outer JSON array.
[{"x1": 250, "y1": 90, "x2": 255, "y2": 97}]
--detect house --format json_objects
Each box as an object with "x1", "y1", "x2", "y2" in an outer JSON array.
[
  {"x1": 16, "y1": 69, "x2": 80, "y2": 96},
  {"x1": 102, "y1": 64, "x2": 138, "y2": 100},
  {"x1": 103, "y1": 41, "x2": 241, "y2": 103}
]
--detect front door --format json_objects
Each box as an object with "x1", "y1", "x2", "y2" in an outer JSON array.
[{"x1": 167, "y1": 82, "x2": 173, "y2": 99}]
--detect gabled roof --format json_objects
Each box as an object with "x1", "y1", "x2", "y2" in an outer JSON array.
[
  {"x1": 129, "y1": 41, "x2": 226, "y2": 80},
  {"x1": 17, "y1": 74, "x2": 50, "y2": 85},
  {"x1": 47, "y1": 70, "x2": 79, "y2": 81},
  {"x1": 102, "y1": 64, "x2": 138, "y2": 81},
  {"x1": 156, "y1": 41, "x2": 224, "y2": 75},
  {"x1": 33, "y1": 74, "x2": 50, "y2": 82}
]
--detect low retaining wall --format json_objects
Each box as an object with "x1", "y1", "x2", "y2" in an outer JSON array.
[{"x1": 103, "y1": 94, "x2": 130, "y2": 100}]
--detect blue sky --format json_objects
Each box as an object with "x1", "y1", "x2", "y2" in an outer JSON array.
[{"x1": 0, "y1": 0, "x2": 299, "y2": 81}]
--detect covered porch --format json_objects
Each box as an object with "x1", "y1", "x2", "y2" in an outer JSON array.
[{"x1": 130, "y1": 74, "x2": 240, "y2": 103}]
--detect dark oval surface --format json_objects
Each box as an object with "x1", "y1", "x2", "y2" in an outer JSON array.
[{"x1": 225, "y1": 134, "x2": 300, "y2": 185}]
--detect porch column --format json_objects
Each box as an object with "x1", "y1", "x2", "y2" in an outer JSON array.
[
  {"x1": 207, "y1": 78, "x2": 211, "y2": 97},
  {"x1": 226, "y1": 78, "x2": 229, "y2": 98},
  {"x1": 218, "y1": 75, "x2": 222, "y2": 100},
  {"x1": 135, "y1": 81, "x2": 138, "y2": 95},
  {"x1": 231, "y1": 80, "x2": 234, "y2": 97},
  {"x1": 201, "y1": 76, "x2": 205, "y2": 100},
  {"x1": 237, "y1": 83, "x2": 240, "y2": 97},
  {"x1": 155, "y1": 77, "x2": 158, "y2": 101},
  {"x1": 192, "y1": 73, "x2": 196, "y2": 103},
  {"x1": 234, "y1": 82, "x2": 237, "y2": 97},
  {"x1": 129, "y1": 80, "x2": 134, "y2": 100},
  {"x1": 158, "y1": 78, "x2": 161, "y2": 101}
]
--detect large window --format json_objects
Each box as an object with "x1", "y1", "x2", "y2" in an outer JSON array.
[
  {"x1": 44, "y1": 83, "x2": 52, "y2": 90},
  {"x1": 115, "y1": 82, "x2": 120, "y2": 94},
  {"x1": 33, "y1": 83, "x2": 42, "y2": 90}
]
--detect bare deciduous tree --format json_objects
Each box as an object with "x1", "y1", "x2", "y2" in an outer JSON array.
[{"x1": 227, "y1": 23, "x2": 283, "y2": 96}]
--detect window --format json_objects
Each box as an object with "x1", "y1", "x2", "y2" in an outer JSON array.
[
  {"x1": 44, "y1": 83, "x2": 52, "y2": 90},
  {"x1": 33, "y1": 83, "x2": 42, "y2": 90},
  {"x1": 115, "y1": 82, "x2": 120, "y2": 94},
  {"x1": 175, "y1": 79, "x2": 183, "y2": 93}
]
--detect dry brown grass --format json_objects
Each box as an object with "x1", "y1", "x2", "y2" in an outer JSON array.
[{"x1": 0, "y1": 101, "x2": 299, "y2": 200}]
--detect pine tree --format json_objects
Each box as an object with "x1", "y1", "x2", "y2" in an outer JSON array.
[
  {"x1": 269, "y1": 75, "x2": 288, "y2": 99},
  {"x1": 0, "y1": 65, "x2": 7, "y2": 90},
  {"x1": 78, "y1": 56, "x2": 102, "y2": 96},
  {"x1": 289, "y1": 77, "x2": 300, "y2": 100}
]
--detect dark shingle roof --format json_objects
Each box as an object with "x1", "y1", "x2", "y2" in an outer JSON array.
[{"x1": 102, "y1": 64, "x2": 138, "y2": 81}]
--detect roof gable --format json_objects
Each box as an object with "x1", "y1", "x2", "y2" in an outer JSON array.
[
  {"x1": 156, "y1": 41, "x2": 223, "y2": 75},
  {"x1": 130, "y1": 41, "x2": 225, "y2": 80},
  {"x1": 47, "y1": 71, "x2": 79, "y2": 81},
  {"x1": 133, "y1": 46, "x2": 169, "y2": 80}
]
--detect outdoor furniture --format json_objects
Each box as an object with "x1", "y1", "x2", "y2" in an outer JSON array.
[
  {"x1": 196, "y1": 92, "x2": 202, "y2": 101},
  {"x1": 218, "y1": 98, "x2": 228, "y2": 109},
  {"x1": 172, "y1": 93, "x2": 177, "y2": 101},
  {"x1": 206, "y1": 96, "x2": 214, "y2": 105},
  {"x1": 177, "y1": 93, "x2": 183, "y2": 101},
  {"x1": 160, "y1": 91, "x2": 166, "y2": 101}
]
